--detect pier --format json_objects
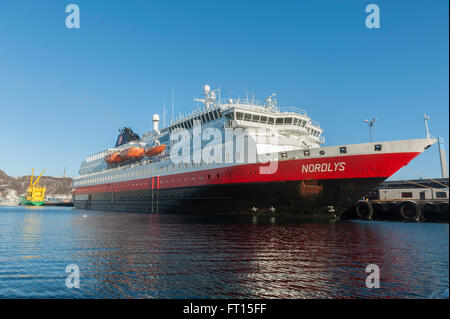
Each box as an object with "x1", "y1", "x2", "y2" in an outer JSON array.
[{"x1": 343, "y1": 178, "x2": 449, "y2": 222}]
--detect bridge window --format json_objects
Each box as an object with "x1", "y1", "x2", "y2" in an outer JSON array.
[
  {"x1": 276, "y1": 118, "x2": 283, "y2": 125},
  {"x1": 267, "y1": 117, "x2": 274, "y2": 124},
  {"x1": 244, "y1": 113, "x2": 252, "y2": 121},
  {"x1": 236, "y1": 112, "x2": 243, "y2": 120},
  {"x1": 252, "y1": 115, "x2": 260, "y2": 122},
  {"x1": 260, "y1": 116, "x2": 267, "y2": 123},
  {"x1": 284, "y1": 118, "x2": 293, "y2": 125}
]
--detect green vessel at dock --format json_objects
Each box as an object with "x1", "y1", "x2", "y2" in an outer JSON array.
[
  {"x1": 20, "y1": 169, "x2": 47, "y2": 207},
  {"x1": 20, "y1": 196, "x2": 45, "y2": 206}
]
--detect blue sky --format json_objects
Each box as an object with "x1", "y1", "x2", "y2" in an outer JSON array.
[{"x1": 0, "y1": 0, "x2": 448, "y2": 179}]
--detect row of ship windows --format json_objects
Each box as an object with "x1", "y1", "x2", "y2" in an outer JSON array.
[
  {"x1": 168, "y1": 109, "x2": 222, "y2": 131},
  {"x1": 74, "y1": 156, "x2": 233, "y2": 187},
  {"x1": 76, "y1": 168, "x2": 257, "y2": 189},
  {"x1": 227, "y1": 113, "x2": 321, "y2": 137}
]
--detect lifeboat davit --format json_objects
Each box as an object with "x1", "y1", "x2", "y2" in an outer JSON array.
[
  {"x1": 104, "y1": 152, "x2": 122, "y2": 164},
  {"x1": 119, "y1": 147, "x2": 145, "y2": 160},
  {"x1": 144, "y1": 144, "x2": 167, "y2": 157}
]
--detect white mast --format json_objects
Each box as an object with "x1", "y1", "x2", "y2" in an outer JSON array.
[
  {"x1": 438, "y1": 137, "x2": 449, "y2": 178},
  {"x1": 194, "y1": 84, "x2": 218, "y2": 109},
  {"x1": 424, "y1": 114, "x2": 431, "y2": 138}
]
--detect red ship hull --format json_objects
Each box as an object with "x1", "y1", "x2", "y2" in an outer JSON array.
[{"x1": 73, "y1": 150, "x2": 423, "y2": 217}]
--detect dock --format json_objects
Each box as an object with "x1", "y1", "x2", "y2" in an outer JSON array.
[{"x1": 343, "y1": 178, "x2": 449, "y2": 222}]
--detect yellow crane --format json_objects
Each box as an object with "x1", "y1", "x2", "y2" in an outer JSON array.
[{"x1": 20, "y1": 168, "x2": 46, "y2": 206}]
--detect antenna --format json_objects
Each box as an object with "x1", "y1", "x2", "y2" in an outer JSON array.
[
  {"x1": 265, "y1": 93, "x2": 276, "y2": 109},
  {"x1": 163, "y1": 104, "x2": 167, "y2": 128},
  {"x1": 424, "y1": 114, "x2": 431, "y2": 138},
  {"x1": 364, "y1": 118, "x2": 378, "y2": 142},
  {"x1": 171, "y1": 88, "x2": 174, "y2": 124},
  {"x1": 193, "y1": 84, "x2": 218, "y2": 109}
]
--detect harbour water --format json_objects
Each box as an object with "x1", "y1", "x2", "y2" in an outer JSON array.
[{"x1": 0, "y1": 206, "x2": 448, "y2": 299}]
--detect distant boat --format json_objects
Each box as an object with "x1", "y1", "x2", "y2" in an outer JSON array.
[{"x1": 20, "y1": 168, "x2": 46, "y2": 206}]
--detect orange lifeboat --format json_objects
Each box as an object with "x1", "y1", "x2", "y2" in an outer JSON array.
[
  {"x1": 119, "y1": 147, "x2": 145, "y2": 161},
  {"x1": 104, "y1": 152, "x2": 122, "y2": 164},
  {"x1": 144, "y1": 144, "x2": 167, "y2": 157}
]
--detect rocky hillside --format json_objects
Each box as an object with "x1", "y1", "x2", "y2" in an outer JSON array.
[{"x1": 0, "y1": 169, "x2": 72, "y2": 202}]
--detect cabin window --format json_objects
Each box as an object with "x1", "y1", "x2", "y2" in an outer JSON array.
[
  {"x1": 375, "y1": 144, "x2": 382, "y2": 151},
  {"x1": 252, "y1": 115, "x2": 260, "y2": 122},
  {"x1": 340, "y1": 146, "x2": 347, "y2": 154},
  {"x1": 303, "y1": 150, "x2": 310, "y2": 156},
  {"x1": 401, "y1": 192, "x2": 413, "y2": 198},
  {"x1": 436, "y1": 192, "x2": 447, "y2": 198},
  {"x1": 319, "y1": 150, "x2": 325, "y2": 155}
]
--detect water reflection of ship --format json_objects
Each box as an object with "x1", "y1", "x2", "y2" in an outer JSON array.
[{"x1": 67, "y1": 213, "x2": 447, "y2": 298}]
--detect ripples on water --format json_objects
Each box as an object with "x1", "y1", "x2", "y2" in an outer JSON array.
[{"x1": 0, "y1": 206, "x2": 448, "y2": 298}]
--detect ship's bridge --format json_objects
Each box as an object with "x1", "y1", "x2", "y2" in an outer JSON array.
[
  {"x1": 144, "y1": 85, "x2": 325, "y2": 148},
  {"x1": 218, "y1": 98, "x2": 324, "y2": 145}
]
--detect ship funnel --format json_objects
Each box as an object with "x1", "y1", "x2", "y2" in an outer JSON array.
[{"x1": 152, "y1": 114, "x2": 160, "y2": 132}]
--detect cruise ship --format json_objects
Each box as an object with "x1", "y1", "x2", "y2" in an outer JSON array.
[{"x1": 73, "y1": 85, "x2": 436, "y2": 218}]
